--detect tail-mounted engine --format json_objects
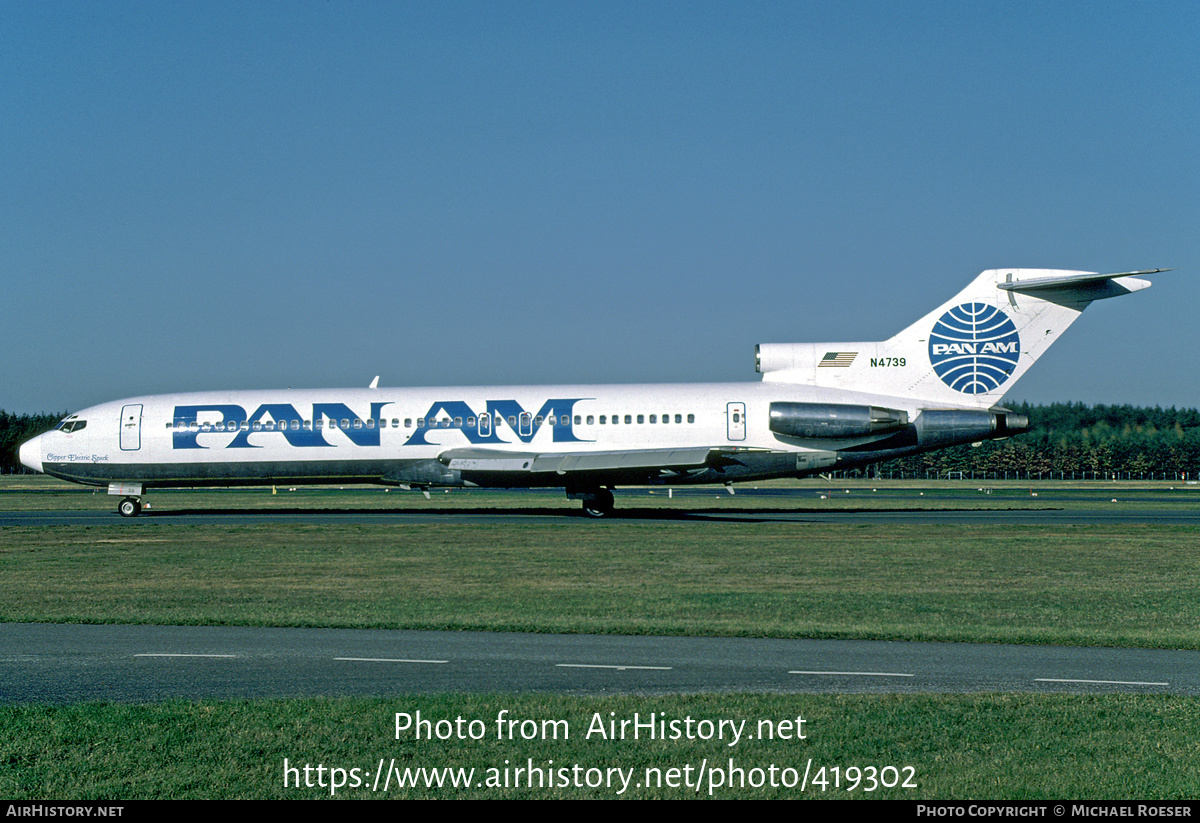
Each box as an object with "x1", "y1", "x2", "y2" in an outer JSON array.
[
  {"x1": 914, "y1": 408, "x2": 1030, "y2": 448},
  {"x1": 768, "y1": 402, "x2": 909, "y2": 439}
]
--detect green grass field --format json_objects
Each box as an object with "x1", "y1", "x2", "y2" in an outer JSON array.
[
  {"x1": 3, "y1": 476, "x2": 1199, "y2": 799},
  {"x1": 5, "y1": 693, "x2": 1199, "y2": 799}
]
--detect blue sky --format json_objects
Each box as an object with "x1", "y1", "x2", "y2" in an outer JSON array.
[{"x1": 3, "y1": 2, "x2": 1196, "y2": 414}]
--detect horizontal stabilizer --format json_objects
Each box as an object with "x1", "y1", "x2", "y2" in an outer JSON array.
[{"x1": 997, "y1": 269, "x2": 1167, "y2": 294}]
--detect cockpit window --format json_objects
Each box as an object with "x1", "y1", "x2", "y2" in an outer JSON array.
[{"x1": 58, "y1": 419, "x2": 87, "y2": 434}]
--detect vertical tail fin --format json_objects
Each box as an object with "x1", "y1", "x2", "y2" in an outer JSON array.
[{"x1": 756, "y1": 269, "x2": 1163, "y2": 407}]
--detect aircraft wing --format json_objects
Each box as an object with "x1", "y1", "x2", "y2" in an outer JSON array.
[{"x1": 439, "y1": 446, "x2": 718, "y2": 476}]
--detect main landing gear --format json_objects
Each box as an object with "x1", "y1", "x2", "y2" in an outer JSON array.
[
  {"x1": 568, "y1": 487, "x2": 614, "y2": 518},
  {"x1": 117, "y1": 497, "x2": 142, "y2": 518}
]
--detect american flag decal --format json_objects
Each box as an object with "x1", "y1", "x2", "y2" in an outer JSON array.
[{"x1": 818, "y1": 351, "x2": 857, "y2": 367}]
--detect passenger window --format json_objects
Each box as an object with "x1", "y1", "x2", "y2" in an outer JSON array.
[
  {"x1": 637, "y1": 415, "x2": 644, "y2": 424},
  {"x1": 687, "y1": 414, "x2": 694, "y2": 423},
  {"x1": 649, "y1": 415, "x2": 657, "y2": 424},
  {"x1": 624, "y1": 415, "x2": 632, "y2": 424},
  {"x1": 586, "y1": 415, "x2": 594, "y2": 425},
  {"x1": 675, "y1": 414, "x2": 682, "y2": 424}
]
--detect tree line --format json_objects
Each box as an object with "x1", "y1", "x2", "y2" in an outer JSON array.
[
  {"x1": 874, "y1": 402, "x2": 1200, "y2": 480},
  {"x1": 0, "y1": 410, "x2": 66, "y2": 474},
  {"x1": 2, "y1": 402, "x2": 1198, "y2": 479}
]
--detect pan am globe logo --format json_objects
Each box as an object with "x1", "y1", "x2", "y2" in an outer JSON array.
[{"x1": 928, "y1": 303, "x2": 1021, "y2": 394}]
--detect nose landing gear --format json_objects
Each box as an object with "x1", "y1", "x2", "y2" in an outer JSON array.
[
  {"x1": 117, "y1": 497, "x2": 142, "y2": 517},
  {"x1": 108, "y1": 483, "x2": 146, "y2": 518}
]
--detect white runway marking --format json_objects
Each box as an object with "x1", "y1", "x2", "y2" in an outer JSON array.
[
  {"x1": 556, "y1": 663, "x2": 672, "y2": 671},
  {"x1": 1036, "y1": 678, "x2": 1168, "y2": 687},
  {"x1": 790, "y1": 670, "x2": 914, "y2": 677},
  {"x1": 336, "y1": 657, "x2": 448, "y2": 664},
  {"x1": 135, "y1": 653, "x2": 238, "y2": 658}
]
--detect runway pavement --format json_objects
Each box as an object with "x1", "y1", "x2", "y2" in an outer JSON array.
[
  {"x1": 3, "y1": 623, "x2": 1198, "y2": 704},
  {"x1": 4, "y1": 490, "x2": 1196, "y2": 704},
  {"x1": 5, "y1": 502, "x2": 1200, "y2": 526}
]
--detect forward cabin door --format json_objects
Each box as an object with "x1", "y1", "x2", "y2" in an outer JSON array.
[
  {"x1": 726, "y1": 401, "x2": 746, "y2": 442},
  {"x1": 120, "y1": 404, "x2": 143, "y2": 451}
]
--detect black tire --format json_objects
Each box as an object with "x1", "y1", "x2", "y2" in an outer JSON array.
[
  {"x1": 581, "y1": 488, "x2": 614, "y2": 518},
  {"x1": 118, "y1": 498, "x2": 141, "y2": 518}
]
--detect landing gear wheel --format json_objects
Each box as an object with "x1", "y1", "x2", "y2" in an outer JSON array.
[
  {"x1": 580, "y1": 488, "x2": 614, "y2": 518},
  {"x1": 118, "y1": 497, "x2": 142, "y2": 518}
]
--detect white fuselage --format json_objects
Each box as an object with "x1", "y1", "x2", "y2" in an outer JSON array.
[{"x1": 21, "y1": 380, "x2": 932, "y2": 489}]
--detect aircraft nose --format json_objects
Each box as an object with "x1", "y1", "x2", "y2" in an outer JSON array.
[{"x1": 19, "y1": 433, "x2": 45, "y2": 474}]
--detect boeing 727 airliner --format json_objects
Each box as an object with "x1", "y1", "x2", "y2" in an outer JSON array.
[{"x1": 19, "y1": 268, "x2": 1164, "y2": 516}]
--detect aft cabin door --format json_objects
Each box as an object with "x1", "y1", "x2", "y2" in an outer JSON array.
[
  {"x1": 726, "y1": 402, "x2": 746, "y2": 442},
  {"x1": 120, "y1": 404, "x2": 143, "y2": 451}
]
